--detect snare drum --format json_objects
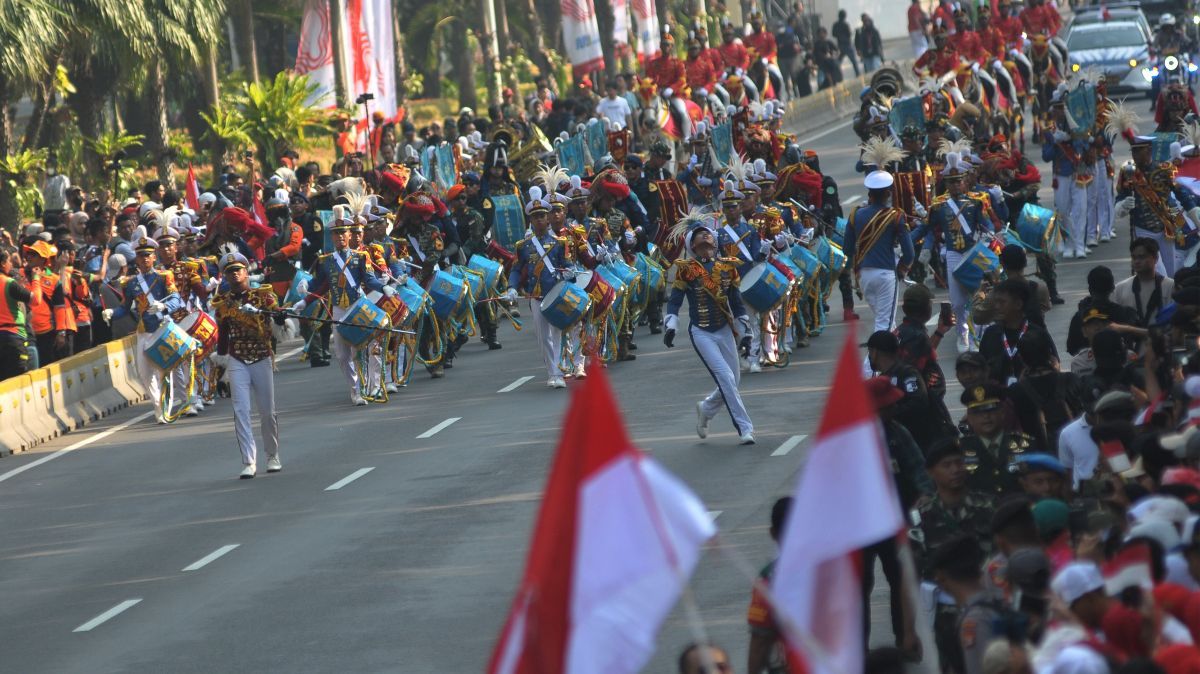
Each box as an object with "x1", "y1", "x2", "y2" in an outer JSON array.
[
  {"x1": 789, "y1": 245, "x2": 822, "y2": 287},
  {"x1": 369, "y1": 289, "x2": 409, "y2": 329},
  {"x1": 338, "y1": 296, "x2": 390, "y2": 346},
  {"x1": 739, "y1": 263, "x2": 790, "y2": 312},
  {"x1": 145, "y1": 320, "x2": 200, "y2": 372},
  {"x1": 1015, "y1": 203, "x2": 1058, "y2": 253},
  {"x1": 539, "y1": 280, "x2": 592, "y2": 330},
  {"x1": 951, "y1": 242, "x2": 1001, "y2": 293},
  {"x1": 451, "y1": 265, "x2": 485, "y2": 301},
  {"x1": 428, "y1": 270, "x2": 468, "y2": 319},
  {"x1": 467, "y1": 254, "x2": 503, "y2": 293},
  {"x1": 815, "y1": 237, "x2": 846, "y2": 275},
  {"x1": 284, "y1": 269, "x2": 313, "y2": 306},
  {"x1": 596, "y1": 265, "x2": 627, "y2": 297},
  {"x1": 396, "y1": 280, "x2": 429, "y2": 330},
  {"x1": 176, "y1": 311, "x2": 219, "y2": 360},
  {"x1": 573, "y1": 270, "x2": 617, "y2": 319}
]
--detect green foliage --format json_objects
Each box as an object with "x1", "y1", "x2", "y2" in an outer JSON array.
[
  {"x1": 0, "y1": 149, "x2": 48, "y2": 220},
  {"x1": 225, "y1": 71, "x2": 329, "y2": 168},
  {"x1": 89, "y1": 130, "x2": 144, "y2": 194},
  {"x1": 0, "y1": 0, "x2": 65, "y2": 89},
  {"x1": 199, "y1": 106, "x2": 252, "y2": 156},
  {"x1": 500, "y1": 46, "x2": 540, "y2": 90},
  {"x1": 544, "y1": 48, "x2": 570, "y2": 98},
  {"x1": 168, "y1": 129, "x2": 196, "y2": 165},
  {"x1": 403, "y1": 73, "x2": 425, "y2": 99}
]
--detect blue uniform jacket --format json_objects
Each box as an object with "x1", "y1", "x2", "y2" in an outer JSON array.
[
  {"x1": 842, "y1": 204, "x2": 914, "y2": 270},
  {"x1": 113, "y1": 270, "x2": 184, "y2": 333},
  {"x1": 308, "y1": 248, "x2": 385, "y2": 309},
  {"x1": 665, "y1": 258, "x2": 748, "y2": 333},
  {"x1": 508, "y1": 233, "x2": 569, "y2": 296}
]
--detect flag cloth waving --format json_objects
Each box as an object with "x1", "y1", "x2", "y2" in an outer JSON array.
[
  {"x1": 771, "y1": 325, "x2": 905, "y2": 674},
  {"x1": 488, "y1": 364, "x2": 715, "y2": 674},
  {"x1": 185, "y1": 164, "x2": 200, "y2": 212}
]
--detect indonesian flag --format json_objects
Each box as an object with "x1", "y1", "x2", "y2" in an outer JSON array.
[
  {"x1": 631, "y1": 0, "x2": 660, "y2": 64},
  {"x1": 1103, "y1": 542, "x2": 1154, "y2": 595},
  {"x1": 771, "y1": 325, "x2": 905, "y2": 674},
  {"x1": 185, "y1": 164, "x2": 200, "y2": 212},
  {"x1": 488, "y1": 365, "x2": 715, "y2": 674}
]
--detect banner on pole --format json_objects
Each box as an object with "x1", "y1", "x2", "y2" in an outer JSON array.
[
  {"x1": 561, "y1": 0, "x2": 604, "y2": 76},
  {"x1": 612, "y1": 0, "x2": 631, "y2": 59},
  {"x1": 556, "y1": 134, "x2": 588, "y2": 177},
  {"x1": 434, "y1": 143, "x2": 457, "y2": 193},
  {"x1": 630, "y1": 0, "x2": 660, "y2": 64}
]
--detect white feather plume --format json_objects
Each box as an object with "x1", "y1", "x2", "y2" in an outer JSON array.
[
  {"x1": 936, "y1": 137, "x2": 973, "y2": 158},
  {"x1": 665, "y1": 206, "x2": 716, "y2": 250},
  {"x1": 859, "y1": 136, "x2": 908, "y2": 169},
  {"x1": 724, "y1": 153, "x2": 751, "y2": 184},
  {"x1": 1184, "y1": 119, "x2": 1200, "y2": 150},
  {"x1": 1105, "y1": 99, "x2": 1141, "y2": 140}
]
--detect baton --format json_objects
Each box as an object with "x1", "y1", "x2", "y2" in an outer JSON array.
[
  {"x1": 788, "y1": 198, "x2": 838, "y2": 231},
  {"x1": 261, "y1": 308, "x2": 417, "y2": 336}
]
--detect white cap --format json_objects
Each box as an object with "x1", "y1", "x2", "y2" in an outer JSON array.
[
  {"x1": 1127, "y1": 519, "x2": 1181, "y2": 552},
  {"x1": 1129, "y1": 494, "x2": 1190, "y2": 526},
  {"x1": 138, "y1": 201, "x2": 162, "y2": 218},
  {"x1": 864, "y1": 170, "x2": 894, "y2": 190},
  {"x1": 1048, "y1": 646, "x2": 1109, "y2": 674},
  {"x1": 198, "y1": 192, "x2": 217, "y2": 207},
  {"x1": 1051, "y1": 562, "x2": 1104, "y2": 605}
]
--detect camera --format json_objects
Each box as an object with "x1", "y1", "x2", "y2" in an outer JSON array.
[{"x1": 356, "y1": 93, "x2": 375, "y2": 104}]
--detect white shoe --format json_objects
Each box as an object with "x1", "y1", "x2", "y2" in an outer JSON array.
[
  {"x1": 1062, "y1": 250, "x2": 1076, "y2": 259},
  {"x1": 749, "y1": 361, "x2": 763, "y2": 373},
  {"x1": 552, "y1": 377, "x2": 567, "y2": 389},
  {"x1": 546, "y1": 377, "x2": 557, "y2": 388},
  {"x1": 385, "y1": 383, "x2": 398, "y2": 393},
  {"x1": 1100, "y1": 234, "x2": 1112, "y2": 242},
  {"x1": 184, "y1": 406, "x2": 200, "y2": 417},
  {"x1": 240, "y1": 464, "x2": 256, "y2": 479},
  {"x1": 266, "y1": 456, "x2": 282, "y2": 473},
  {"x1": 351, "y1": 393, "x2": 367, "y2": 406},
  {"x1": 739, "y1": 432, "x2": 756, "y2": 445},
  {"x1": 696, "y1": 402, "x2": 709, "y2": 439},
  {"x1": 192, "y1": 400, "x2": 205, "y2": 412},
  {"x1": 573, "y1": 363, "x2": 586, "y2": 379},
  {"x1": 957, "y1": 331, "x2": 971, "y2": 354},
  {"x1": 156, "y1": 414, "x2": 167, "y2": 425},
  {"x1": 740, "y1": 358, "x2": 751, "y2": 373},
  {"x1": 783, "y1": 343, "x2": 793, "y2": 353}
]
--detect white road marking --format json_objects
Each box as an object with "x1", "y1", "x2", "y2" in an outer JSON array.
[
  {"x1": 497, "y1": 376, "x2": 534, "y2": 393},
  {"x1": 417, "y1": 417, "x2": 461, "y2": 438},
  {"x1": 771, "y1": 434, "x2": 807, "y2": 457},
  {"x1": 0, "y1": 411, "x2": 154, "y2": 484},
  {"x1": 798, "y1": 118, "x2": 853, "y2": 145},
  {"x1": 181, "y1": 544, "x2": 240, "y2": 572},
  {"x1": 73, "y1": 599, "x2": 142, "y2": 632},
  {"x1": 278, "y1": 345, "x2": 305, "y2": 361},
  {"x1": 841, "y1": 194, "x2": 861, "y2": 206},
  {"x1": 325, "y1": 467, "x2": 375, "y2": 491},
  {"x1": 708, "y1": 511, "x2": 723, "y2": 520}
]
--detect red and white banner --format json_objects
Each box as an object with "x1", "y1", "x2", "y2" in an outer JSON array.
[
  {"x1": 488, "y1": 365, "x2": 715, "y2": 674},
  {"x1": 611, "y1": 0, "x2": 631, "y2": 58},
  {"x1": 295, "y1": 0, "x2": 397, "y2": 151},
  {"x1": 184, "y1": 164, "x2": 200, "y2": 212},
  {"x1": 561, "y1": 0, "x2": 604, "y2": 76},
  {"x1": 771, "y1": 325, "x2": 906, "y2": 674},
  {"x1": 631, "y1": 0, "x2": 660, "y2": 64}
]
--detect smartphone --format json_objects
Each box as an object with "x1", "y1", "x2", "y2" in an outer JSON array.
[{"x1": 939, "y1": 302, "x2": 952, "y2": 325}]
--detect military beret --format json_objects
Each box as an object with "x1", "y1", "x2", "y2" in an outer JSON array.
[
  {"x1": 928, "y1": 533, "x2": 984, "y2": 574},
  {"x1": 990, "y1": 496, "x2": 1035, "y2": 535},
  {"x1": 1015, "y1": 453, "x2": 1067, "y2": 477},
  {"x1": 925, "y1": 437, "x2": 964, "y2": 468}
]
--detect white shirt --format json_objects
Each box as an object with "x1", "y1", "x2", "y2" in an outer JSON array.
[
  {"x1": 1058, "y1": 416, "x2": 1098, "y2": 491},
  {"x1": 595, "y1": 97, "x2": 632, "y2": 125},
  {"x1": 1114, "y1": 274, "x2": 1174, "y2": 324},
  {"x1": 42, "y1": 173, "x2": 70, "y2": 211}
]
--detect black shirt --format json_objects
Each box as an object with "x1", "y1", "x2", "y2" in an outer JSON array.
[{"x1": 978, "y1": 320, "x2": 1056, "y2": 385}]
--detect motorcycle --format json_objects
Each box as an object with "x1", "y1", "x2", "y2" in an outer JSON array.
[{"x1": 1145, "y1": 48, "x2": 1198, "y2": 103}]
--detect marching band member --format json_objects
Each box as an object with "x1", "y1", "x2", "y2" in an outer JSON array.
[
  {"x1": 717, "y1": 173, "x2": 764, "y2": 371},
  {"x1": 292, "y1": 206, "x2": 388, "y2": 405},
  {"x1": 663, "y1": 219, "x2": 755, "y2": 445},
  {"x1": 925, "y1": 153, "x2": 995, "y2": 353},
  {"x1": 104, "y1": 228, "x2": 184, "y2": 424},
  {"x1": 505, "y1": 187, "x2": 570, "y2": 388},
  {"x1": 843, "y1": 169, "x2": 914, "y2": 333},
  {"x1": 156, "y1": 225, "x2": 211, "y2": 417},
  {"x1": 212, "y1": 252, "x2": 281, "y2": 479},
  {"x1": 1043, "y1": 90, "x2": 1092, "y2": 259}
]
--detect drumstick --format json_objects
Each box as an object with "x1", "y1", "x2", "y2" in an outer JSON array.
[{"x1": 263, "y1": 309, "x2": 418, "y2": 335}]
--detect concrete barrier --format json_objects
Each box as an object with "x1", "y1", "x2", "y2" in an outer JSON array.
[
  {"x1": 783, "y1": 59, "x2": 916, "y2": 140},
  {"x1": 0, "y1": 334, "x2": 147, "y2": 457}
]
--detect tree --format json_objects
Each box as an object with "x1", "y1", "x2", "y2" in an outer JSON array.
[{"x1": 226, "y1": 71, "x2": 329, "y2": 171}]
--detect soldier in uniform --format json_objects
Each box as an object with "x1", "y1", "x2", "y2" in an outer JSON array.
[
  {"x1": 844, "y1": 169, "x2": 913, "y2": 333},
  {"x1": 1115, "y1": 130, "x2": 1185, "y2": 277},
  {"x1": 104, "y1": 229, "x2": 184, "y2": 424},
  {"x1": 292, "y1": 205, "x2": 388, "y2": 404},
  {"x1": 959, "y1": 382, "x2": 1033, "y2": 495},
  {"x1": 928, "y1": 534, "x2": 1006, "y2": 674},
  {"x1": 395, "y1": 192, "x2": 454, "y2": 377},
  {"x1": 1043, "y1": 92, "x2": 1094, "y2": 259},
  {"x1": 911, "y1": 439, "x2": 997, "y2": 674},
  {"x1": 289, "y1": 192, "x2": 330, "y2": 367},
  {"x1": 155, "y1": 226, "x2": 212, "y2": 417},
  {"x1": 663, "y1": 223, "x2": 755, "y2": 445},
  {"x1": 646, "y1": 32, "x2": 692, "y2": 141},
  {"x1": 263, "y1": 189, "x2": 304, "y2": 300},
  {"x1": 447, "y1": 183, "x2": 501, "y2": 351},
  {"x1": 591, "y1": 172, "x2": 641, "y2": 362},
  {"x1": 925, "y1": 152, "x2": 998, "y2": 353},
  {"x1": 212, "y1": 252, "x2": 281, "y2": 479},
  {"x1": 504, "y1": 187, "x2": 570, "y2": 388}
]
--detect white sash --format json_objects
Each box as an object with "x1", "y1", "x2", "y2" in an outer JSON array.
[
  {"x1": 137, "y1": 272, "x2": 153, "y2": 299},
  {"x1": 406, "y1": 235, "x2": 425, "y2": 262},
  {"x1": 722, "y1": 225, "x2": 752, "y2": 261},
  {"x1": 531, "y1": 236, "x2": 558, "y2": 274},
  {"x1": 332, "y1": 250, "x2": 359, "y2": 290},
  {"x1": 946, "y1": 198, "x2": 973, "y2": 236}
]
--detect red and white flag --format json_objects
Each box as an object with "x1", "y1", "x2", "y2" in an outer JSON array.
[
  {"x1": 771, "y1": 326, "x2": 905, "y2": 674},
  {"x1": 1103, "y1": 542, "x2": 1154, "y2": 595},
  {"x1": 184, "y1": 164, "x2": 200, "y2": 212},
  {"x1": 611, "y1": 0, "x2": 631, "y2": 58},
  {"x1": 631, "y1": 0, "x2": 660, "y2": 64},
  {"x1": 488, "y1": 365, "x2": 715, "y2": 674},
  {"x1": 561, "y1": 0, "x2": 604, "y2": 77}
]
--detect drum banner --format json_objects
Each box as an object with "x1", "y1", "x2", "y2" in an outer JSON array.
[
  {"x1": 586, "y1": 118, "x2": 609, "y2": 166},
  {"x1": 434, "y1": 143, "x2": 457, "y2": 192},
  {"x1": 556, "y1": 133, "x2": 588, "y2": 177},
  {"x1": 651, "y1": 179, "x2": 689, "y2": 262},
  {"x1": 489, "y1": 194, "x2": 526, "y2": 252},
  {"x1": 710, "y1": 122, "x2": 733, "y2": 167}
]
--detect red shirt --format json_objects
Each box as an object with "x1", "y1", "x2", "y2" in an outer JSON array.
[
  {"x1": 1021, "y1": 5, "x2": 1059, "y2": 36},
  {"x1": 685, "y1": 55, "x2": 719, "y2": 91},
  {"x1": 908, "y1": 4, "x2": 928, "y2": 32},
  {"x1": 702, "y1": 47, "x2": 725, "y2": 76},
  {"x1": 646, "y1": 54, "x2": 686, "y2": 93},
  {"x1": 950, "y1": 30, "x2": 988, "y2": 63},
  {"x1": 996, "y1": 15, "x2": 1024, "y2": 47},
  {"x1": 979, "y1": 25, "x2": 1006, "y2": 58},
  {"x1": 744, "y1": 30, "x2": 777, "y2": 62},
  {"x1": 718, "y1": 40, "x2": 750, "y2": 70},
  {"x1": 914, "y1": 46, "x2": 962, "y2": 77}
]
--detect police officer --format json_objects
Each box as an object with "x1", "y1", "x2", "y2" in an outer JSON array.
[
  {"x1": 960, "y1": 382, "x2": 1033, "y2": 495},
  {"x1": 929, "y1": 534, "x2": 1006, "y2": 674}
]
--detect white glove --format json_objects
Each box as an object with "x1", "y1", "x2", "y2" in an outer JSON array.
[
  {"x1": 295, "y1": 279, "x2": 308, "y2": 294},
  {"x1": 1189, "y1": 207, "x2": 1200, "y2": 229},
  {"x1": 524, "y1": 229, "x2": 533, "y2": 240},
  {"x1": 148, "y1": 301, "x2": 166, "y2": 314},
  {"x1": 662, "y1": 87, "x2": 674, "y2": 99},
  {"x1": 1052, "y1": 130, "x2": 1070, "y2": 143},
  {"x1": 505, "y1": 288, "x2": 519, "y2": 301},
  {"x1": 760, "y1": 238, "x2": 773, "y2": 252},
  {"x1": 293, "y1": 299, "x2": 307, "y2": 313},
  {"x1": 918, "y1": 249, "x2": 932, "y2": 265},
  {"x1": 697, "y1": 176, "x2": 713, "y2": 187},
  {"x1": 992, "y1": 59, "x2": 1004, "y2": 72},
  {"x1": 239, "y1": 303, "x2": 260, "y2": 314},
  {"x1": 382, "y1": 285, "x2": 396, "y2": 298},
  {"x1": 687, "y1": 154, "x2": 699, "y2": 170},
  {"x1": 774, "y1": 233, "x2": 789, "y2": 249},
  {"x1": 624, "y1": 230, "x2": 636, "y2": 245},
  {"x1": 101, "y1": 308, "x2": 114, "y2": 325},
  {"x1": 1115, "y1": 197, "x2": 1134, "y2": 217},
  {"x1": 205, "y1": 277, "x2": 219, "y2": 292},
  {"x1": 988, "y1": 186, "x2": 1003, "y2": 203},
  {"x1": 913, "y1": 201, "x2": 928, "y2": 218},
  {"x1": 737, "y1": 315, "x2": 752, "y2": 334},
  {"x1": 664, "y1": 314, "x2": 679, "y2": 332},
  {"x1": 396, "y1": 273, "x2": 409, "y2": 286}
]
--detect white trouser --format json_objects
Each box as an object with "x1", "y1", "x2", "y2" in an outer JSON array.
[
  {"x1": 365, "y1": 340, "x2": 384, "y2": 395},
  {"x1": 689, "y1": 323, "x2": 753, "y2": 435},
  {"x1": 567, "y1": 325, "x2": 585, "y2": 370},
  {"x1": 747, "y1": 308, "x2": 764, "y2": 361},
  {"x1": 910, "y1": 31, "x2": 929, "y2": 58},
  {"x1": 530, "y1": 298, "x2": 563, "y2": 379},
  {"x1": 1055, "y1": 179, "x2": 1088, "y2": 255},
  {"x1": 135, "y1": 331, "x2": 165, "y2": 417},
  {"x1": 227, "y1": 357, "x2": 278, "y2": 467},
  {"x1": 330, "y1": 304, "x2": 359, "y2": 394},
  {"x1": 944, "y1": 249, "x2": 969, "y2": 340},
  {"x1": 1088, "y1": 161, "x2": 1114, "y2": 240},
  {"x1": 860, "y1": 267, "x2": 899, "y2": 333},
  {"x1": 667, "y1": 97, "x2": 693, "y2": 141},
  {"x1": 1135, "y1": 227, "x2": 1176, "y2": 278}
]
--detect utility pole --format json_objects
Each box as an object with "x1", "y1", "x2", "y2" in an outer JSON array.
[
  {"x1": 329, "y1": 0, "x2": 350, "y2": 108},
  {"x1": 481, "y1": 0, "x2": 504, "y2": 106}
]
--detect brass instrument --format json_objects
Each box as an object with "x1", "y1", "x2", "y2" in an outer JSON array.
[{"x1": 490, "y1": 124, "x2": 553, "y2": 183}]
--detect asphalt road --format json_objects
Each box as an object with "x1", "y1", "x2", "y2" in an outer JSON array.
[{"x1": 0, "y1": 102, "x2": 1133, "y2": 674}]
